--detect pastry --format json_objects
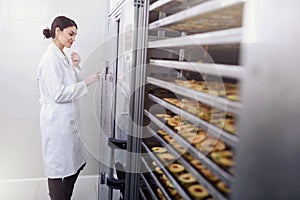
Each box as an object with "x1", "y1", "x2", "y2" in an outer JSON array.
[
  {"x1": 224, "y1": 118, "x2": 236, "y2": 134},
  {"x1": 156, "y1": 114, "x2": 171, "y2": 119},
  {"x1": 152, "y1": 147, "x2": 167, "y2": 153},
  {"x1": 178, "y1": 173, "x2": 197, "y2": 185},
  {"x1": 172, "y1": 143, "x2": 187, "y2": 154},
  {"x1": 190, "y1": 159, "x2": 206, "y2": 171},
  {"x1": 157, "y1": 129, "x2": 168, "y2": 136},
  {"x1": 216, "y1": 181, "x2": 231, "y2": 194},
  {"x1": 163, "y1": 98, "x2": 180, "y2": 106},
  {"x1": 163, "y1": 135, "x2": 175, "y2": 144},
  {"x1": 182, "y1": 152, "x2": 193, "y2": 161},
  {"x1": 157, "y1": 153, "x2": 175, "y2": 163},
  {"x1": 157, "y1": 188, "x2": 166, "y2": 200},
  {"x1": 167, "y1": 119, "x2": 181, "y2": 127},
  {"x1": 200, "y1": 168, "x2": 219, "y2": 182},
  {"x1": 168, "y1": 163, "x2": 185, "y2": 174},
  {"x1": 188, "y1": 184, "x2": 209, "y2": 199},
  {"x1": 196, "y1": 138, "x2": 226, "y2": 153},
  {"x1": 155, "y1": 167, "x2": 163, "y2": 175}
]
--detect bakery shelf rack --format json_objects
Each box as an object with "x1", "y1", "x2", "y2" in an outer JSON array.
[
  {"x1": 144, "y1": 109, "x2": 234, "y2": 186},
  {"x1": 139, "y1": 187, "x2": 148, "y2": 200},
  {"x1": 141, "y1": 157, "x2": 173, "y2": 200},
  {"x1": 149, "y1": 0, "x2": 245, "y2": 33},
  {"x1": 147, "y1": 125, "x2": 229, "y2": 200},
  {"x1": 142, "y1": 142, "x2": 193, "y2": 200},
  {"x1": 148, "y1": 27, "x2": 243, "y2": 49},
  {"x1": 147, "y1": 76, "x2": 242, "y2": 115},
  {"x1": 149, "y1": 59, "x2": 244, "y2": 80},
  {"x1": 149, "y1": 0, "x2": 209, "y2": 14},
  {"x1": 148, "y1": 94, "x2": 239, "y2": 148},
  {"x1": 140, "y1": 173, "x2": 159, "y2": 200}
]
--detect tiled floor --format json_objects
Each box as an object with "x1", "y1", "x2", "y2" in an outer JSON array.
[{"x1": 0, "y1": 175, "x2": 98, "y2": 200}]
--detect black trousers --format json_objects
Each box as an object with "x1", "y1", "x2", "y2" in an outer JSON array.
[{"x1": 48, "y1": 163, "x2": 86, "y2": 200}]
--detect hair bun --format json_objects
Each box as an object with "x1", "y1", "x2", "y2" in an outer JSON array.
[{"x1": 43, "y1": 28, "x2": 51, "y2": 39}]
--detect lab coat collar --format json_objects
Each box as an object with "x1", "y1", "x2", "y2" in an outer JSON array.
[{"x1": 49, "y1": 42, "x2": 71, "y2": 66}]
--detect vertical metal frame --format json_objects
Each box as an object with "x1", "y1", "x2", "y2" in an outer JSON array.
[
  {"x1": 99, "y1": 1, "x2": 125, "y2": 200},
  {"x1": 124, "y1": 0, "x2": 149, "y2": 200},
  {"x1": 232, "y1": 0, "x2": 300, "y2": 199}
]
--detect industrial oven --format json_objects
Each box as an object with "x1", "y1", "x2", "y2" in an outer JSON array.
[{"x1": 98, "y1": 0, "x2": 300, "y2": 200}]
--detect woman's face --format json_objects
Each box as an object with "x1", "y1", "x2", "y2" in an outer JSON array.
[{"x1": 55, "y1": 26, "x2": 77, "y2": 48}]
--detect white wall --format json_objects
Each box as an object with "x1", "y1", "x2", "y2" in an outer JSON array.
[{"x1": 0, "y1": 0, "x2": 106, "y2": 180}]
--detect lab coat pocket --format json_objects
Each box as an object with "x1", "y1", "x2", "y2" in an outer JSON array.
[{"x1": 59, "y1": 111, "x2": 79, "y2": 134}]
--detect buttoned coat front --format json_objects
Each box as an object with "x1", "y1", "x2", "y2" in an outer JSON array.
[{"x1": 38, "y1": 43, "x2": 88, "y2": 178}]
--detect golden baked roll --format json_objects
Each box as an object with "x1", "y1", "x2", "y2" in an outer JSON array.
[
  {"x1": 200, "y1": 168, "x2": 219, "y2": 182},
  {"x1": 157, "y1": 188, "x2": 166, "y2": 200},
  {"x1": 163, "y1": 98, "x2": 180, "y2": 106},
  {"x1": 156, "y1": 113, "x2": 171, "y2": 119},
  {"x1": 212, "y1": 156, "x2": 235, "y2": 167},
  {"x1": 157, "y1": 153, "x2": 175, "y2": 163},
  {"x1": 152, "y1": 147, "x2": 167, "y2": 154},
  {"x1": 163, "y1": 135, "x2": 175, "y2": 144},
  {"x1": 178, "y1": 173, "x2": 197, "y2": 185},
  {"x1": 167, "y1": 119, "x2": 181, "y2": 127},
  {"x1": 196, "y1": 138, "x2": 226, "y2": 153},
  {"x1": 216, "y1": 181, "x2": 231, "y2": 194},
  {"x1": 224, "y1": 118, "x2": 236, "y2": 134},
  {"x1": 172, "y1": 143, "x2": 187, "y2": 154},
  {"x1": 190, "y1": 159, "x2": 206, "y2": 171},
  {"x1": 155, "y1": 167, "x2": 163, "y2": 175},
  {"x1": 188, "y1": 184, "x2": 209, "y2": 199},
  {"x1": 157, "y1": 129, "x2": 168, "y2": 136},
  {"x1": 167, "y1": 163, "x2": 185, "y2": 174}
]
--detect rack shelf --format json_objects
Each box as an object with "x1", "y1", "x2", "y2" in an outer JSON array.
[
  {"x1": 149, "y1": 0, "x2": 174, "y2": 12},
  {"x1": 142, "y1": 142, "x2": 193, "y2": 200},
  {"x1": 148, "y1": 28, "x2": 243, "y2": 48},
  {"x1": 149, "y1": 0, "x2": 245, "y2": 33},
  {"x1": 148, "y1": 94, "x2": 239, "y2": 148},
  {"x1": 149, "y1": 59, "x2": 245, "y2": 80},
  {"x1": 149, "y1": 0, "x2": 209, "y2": 14},
  {"x1": 141, "y1": 157, "x2": 173, "y2": 200},
  {"x1": 140, "y1": 173, "x2": 159, "y2": 200},
  {"x1": 144, "y1": 110, "x2": 234, "y2": 185},
  {"x1": 147, "y1": 126, "x2": 228, "y2": 200},
  {"x1": 147, "y1": 77, "x2": 242, "y2": 115},
  {"x1": 139, "y1": 187, "x2": 148, "y2": 200}
]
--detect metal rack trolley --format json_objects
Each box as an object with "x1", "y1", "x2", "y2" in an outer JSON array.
[{"x1": 99, "y1": 0, "x2": 300, "y2": 199}]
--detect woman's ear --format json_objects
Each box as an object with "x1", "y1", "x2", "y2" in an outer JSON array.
[{"x1": 55, "y1": 27, "x2": 61, "y2": 36}]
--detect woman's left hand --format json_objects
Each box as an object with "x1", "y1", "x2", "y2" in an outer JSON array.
[{"x1": 71, "y1": 52, "x2": 81, "y2": 68}]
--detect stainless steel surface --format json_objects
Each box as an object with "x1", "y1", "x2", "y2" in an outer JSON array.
[
  {"x1": 149, "y1": 94, "x2": 239, "y2": 147},
  {"x1": 149, "y1": 0, "x2": 245, "y2": 32},
  {"x1": 150, "y1": 59, "x2": 245, "y2": 79},
  {"x1": 140, "y1": 173, "x2": 159, "y2": 200},
  {"x1": 139, "y1": 188, "x2": 147, "y2": 200},
  {"x1": 147, "y1": 77, "x2": 242, "y2": 114},
  {"x1": 232, "y1": 0, "x2": 300, "y2": 199},
  {"x1": 142, "y1": 142, "x2": 193, "y2": 200},
  {"x1": 144, "y1": 110, "x2": 234, "y2": 185},
  {"x1": 141, "y1": 157, "x2": 173, "y2": 200},
  {"x1": 149, "y1": 0, "x2": 209, "y2": 14},
  {"x1": 125, "y1": 0, "x2": 148, "y2": 199},
  {"x1": 148, "y1": 27, "x2": 243, "y2": 48},
  {"x1": 147, "y1": 126, "x2": 228, "y2": 200},
  {"x1": 101, "y1": 0, "x2": 137, "y2": 199},
  {"x1": 149, "y1": 0, "x2": 174, "y2": 11}
]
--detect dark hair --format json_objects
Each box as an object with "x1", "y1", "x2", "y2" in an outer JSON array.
[{"x1": 43, "y1": 16, "x2": 78, "y2": 39}]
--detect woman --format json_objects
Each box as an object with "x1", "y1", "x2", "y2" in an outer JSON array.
[{"x1": 37, "y1": 16, "x2": 99, "y2": 200}]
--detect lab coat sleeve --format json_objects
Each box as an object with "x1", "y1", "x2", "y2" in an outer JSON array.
[
  {"x1": 44, "y1": 59, "x2": 88, "y2": 103},
  {"x1": 73, "y1": 66, "x2": 84, "y2": 81}
]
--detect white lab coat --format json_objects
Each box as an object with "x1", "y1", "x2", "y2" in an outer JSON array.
[{"x1": 37, "y1": 43, "x2": 88, "y2": 178}]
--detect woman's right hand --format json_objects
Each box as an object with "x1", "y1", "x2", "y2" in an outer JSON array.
[{"x1": 85, "y1": 71, "x2": 100, "y2": 86}]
